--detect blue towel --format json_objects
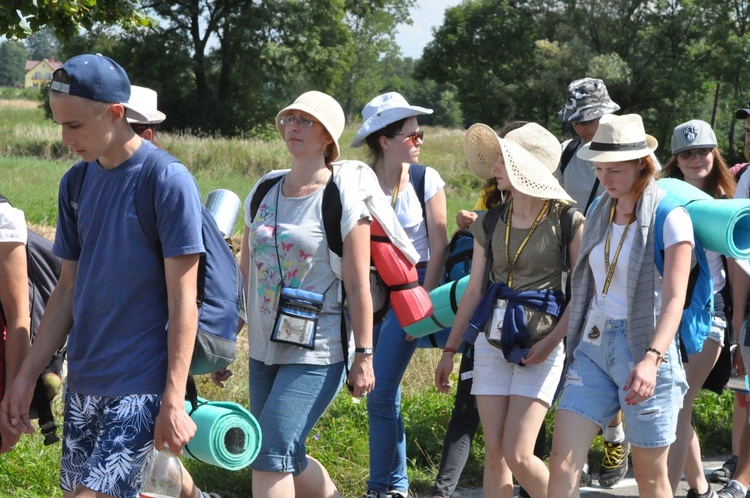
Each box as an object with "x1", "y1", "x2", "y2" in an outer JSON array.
[{"x1": 466, "y1": 282, "x2": 565, "y2": 363}]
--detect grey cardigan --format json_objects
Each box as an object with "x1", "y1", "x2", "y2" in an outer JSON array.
[{"x1": 566, "y1": 179, "x2": 667, "y2": 364}]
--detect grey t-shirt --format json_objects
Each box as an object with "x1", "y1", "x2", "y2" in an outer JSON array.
[
  {"x1": 555, "y1": 139, "x2": 605, "y2": 210},
  {"x1": 244, "y1": 179, "x2": 368, "y2": 365}
]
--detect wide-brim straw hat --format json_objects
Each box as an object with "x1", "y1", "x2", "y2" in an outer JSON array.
[
  {"x1": 351, "y1": 92, "x2": 432, "y2": 148},
  {"x1": 126, "y1": 85, "x2": 166, "y2": 125},
  {"x1": 277, "y1": 91, "x2": 345, "y2": 161},
  {"x1": 464, "y1": 123, "x2": 573, "y2": 202},
  {"x1": 577, "y1": 114, "x2": 658, "y2": 162}
]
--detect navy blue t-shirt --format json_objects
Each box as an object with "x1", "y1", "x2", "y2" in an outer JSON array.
[{"x1": 54, "y1": 140, "x2": 204, "y2": 396}]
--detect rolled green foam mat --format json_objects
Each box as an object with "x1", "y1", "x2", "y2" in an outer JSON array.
[
  {"x1": 658, "y1": 178, "x2": 750, "y2": 259},
  {"x1": 404, "y1": 276, "x2": 470, "y2": 337},
  {"x1": 183, "y1": 397, "x2": 262, "y2": 471}
]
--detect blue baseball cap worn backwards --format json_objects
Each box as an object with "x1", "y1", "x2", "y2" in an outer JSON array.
[{"x1": 50, "y1": 54, "x2": 149, "y2": 122}]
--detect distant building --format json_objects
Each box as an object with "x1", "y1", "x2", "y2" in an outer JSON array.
[{"x1": 24, "y1": 58, "x2": 62, "y2": 90}]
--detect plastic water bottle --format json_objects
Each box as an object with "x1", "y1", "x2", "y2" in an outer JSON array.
[{"x1": 140, "y1": 446, "x2": 182, "y2": 498}]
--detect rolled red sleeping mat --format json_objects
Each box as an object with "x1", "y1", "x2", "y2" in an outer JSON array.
[{"x1": 370, "y1": 219, "x2": 433, "y2": 327}]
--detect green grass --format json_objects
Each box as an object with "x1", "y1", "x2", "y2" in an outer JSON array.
[{"x1": 0, "y1": 99, "x2": 737, "y2": 497}]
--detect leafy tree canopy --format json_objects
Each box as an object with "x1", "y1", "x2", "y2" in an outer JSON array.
[{"x1": 0, "y1": 0, "x2": 153, "y2": 40}]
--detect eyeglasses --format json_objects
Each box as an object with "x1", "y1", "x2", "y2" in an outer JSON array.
[
  {"x1": 678, "y1": 148, "x2": 712, "y2": 159},
  {"x1": 397, "y1": 130, "x2": 424, "y2": 144},
  {"x1": 279, "y1": 115, "x2": 318, "y2": 128}
]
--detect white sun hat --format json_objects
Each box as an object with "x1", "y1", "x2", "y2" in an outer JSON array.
[
  {"x1": 350, "y1": 92, "x2": 433, "y2": 148},
  {"x1": 276, "y1": 91, "x2": 345, "y2": 161},
  {"x1": 126, "y1": 85, "x2": 166, "y2": 125}
]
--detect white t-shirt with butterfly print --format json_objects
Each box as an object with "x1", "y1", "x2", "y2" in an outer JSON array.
[{"x1": 243, "y1": 175, "x2": 369, "y2": 366}]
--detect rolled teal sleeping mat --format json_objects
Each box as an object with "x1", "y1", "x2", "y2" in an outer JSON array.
[
  {"x1": 657, "y1": 178, "x2": 750, "y2": 259},
  {"x1": 404, "y1": 276, "x2": 470, "y2": 338},
  {"x1": 183, "y1": 398, "x2": 262, "y2": 471}
]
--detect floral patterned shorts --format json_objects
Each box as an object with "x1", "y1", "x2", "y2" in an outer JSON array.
[{"x1": 60, "y1": 387, "x2": 161, "y2": 498}]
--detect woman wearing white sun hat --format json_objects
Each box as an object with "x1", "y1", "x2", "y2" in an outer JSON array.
[
  {"x1": 547, "y1": 114, "x2": 691, "y2": 498},
  {"x1": 435, "y1": 122, "x2": 583, "y2": 498},
  {"x1": 352, "y1": 91, "x2": 448, "y2": 498}
]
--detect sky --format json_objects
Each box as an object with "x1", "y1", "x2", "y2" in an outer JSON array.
[{"x1": 395, "y1": 0, "x2": 464, "y2": 59}]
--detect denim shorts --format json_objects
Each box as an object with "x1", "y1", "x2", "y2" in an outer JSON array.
[
  {"x1": 60, "y1": 388, "x2": 161, "y2": 498},
  {"x1": 249, "y1": 359, "x2": 344, "y2": 475},
  {"x1": 558, "y1": 319, "x2": 687, "y2": 448},
  {"x1": 472, "y1": 333, "x2": 564, "y2": 406}
]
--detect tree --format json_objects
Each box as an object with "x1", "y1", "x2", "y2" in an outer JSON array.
[
  {"x1": 24, "y1": 27, "x2": 61, "y2": 60},
  {"x1": 0, "y1": 41, "x2": 29, "y2": 87},
  {"x1": 0, "y1": 0, "x2": 153, "y2": 40},
  {"x1": 416, "y1": 0, "x2": 538, "y2": 127}
]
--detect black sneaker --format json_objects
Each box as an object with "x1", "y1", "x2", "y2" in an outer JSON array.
[
  {"x1": 579, "y1": 461, "x2": 592, "y2": 488},
  {"x1": 711, "y1": 455, "x2": 739, "y2": 484},
  {"x1": 687, "y1": 486, "x2": 719, "y2": 498},
  {"x1": 598, "y1": 441, "x2": 630, "y2": 487},
  {"x1": 718, "y1": 481, "x2": 747, "y2": 498},
  {"x1": 364, "y1": 490, "x2": 384, "y2": 498}
]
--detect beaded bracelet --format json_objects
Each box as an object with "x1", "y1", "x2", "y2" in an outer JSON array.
[{"x1": 645, "y1": 347, "x2": 667, "y2": 364}]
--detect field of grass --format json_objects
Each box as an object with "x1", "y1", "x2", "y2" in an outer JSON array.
[{"x1": 0, "y1": 100, "x2": 737, "y2": 497}]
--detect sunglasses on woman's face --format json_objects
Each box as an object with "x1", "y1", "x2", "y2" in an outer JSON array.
[{"x1": 397, "y1": 130, "x2": 424, "y2": 144}]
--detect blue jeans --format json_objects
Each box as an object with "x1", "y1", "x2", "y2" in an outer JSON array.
[
  {"x1": 368, "y1": 267, "x2": 436, "y2": 493},
  {"x1": 558, "y1": 319, "x2": 687, "y2": 447},
  {"x1": 249, "y1": 359, "x2": 344, "y2": 475}
]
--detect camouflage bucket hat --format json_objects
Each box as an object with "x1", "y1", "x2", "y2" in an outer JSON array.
[{"x1": 558, "y1": 78, "x2": 620, "y2": 123}]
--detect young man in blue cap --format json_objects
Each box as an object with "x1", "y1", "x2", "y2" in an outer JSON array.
[{"x1": 1, "y1": 54, "x2": 204, "y2": 498}]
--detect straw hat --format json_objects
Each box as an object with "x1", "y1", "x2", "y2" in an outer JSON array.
[
  {"x1": 464, "y1": 123, "x2": 573, "y2": 202},
  {"x1": 126, "y1": 85, "x2": 166, "y2": 125},
  {"x1": 577, "y1": 114, "x2": 658, "y2": 163},
  {"x1": 277, "y1": 91, "x2": 345, "y2": 161},
  {"x1": 350, "y1": 92, "x2": 432, "y2": 148}
]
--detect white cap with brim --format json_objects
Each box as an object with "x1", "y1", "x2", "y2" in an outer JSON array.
[
  {"x1": 126, "y1": 85, "x2": 166, "y2": 125},
  {"x1": 577, "y1": 114, "x2": 658, "y2": 163},
  {"x1": 351, "y1": 92, "x2": 432, "y2": 148}
]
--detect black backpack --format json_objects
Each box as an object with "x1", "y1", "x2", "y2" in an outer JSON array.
[
  {"x1": 0, "y1": 195, "x2": 67, "y2": 445},
  {"x1": 444, "y1": 229, "x2": 474, "y2": 283}
]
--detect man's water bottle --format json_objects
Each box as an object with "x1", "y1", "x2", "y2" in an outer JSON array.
[{"x1": 141, "y1": 446, "x2": 182, "y2": 498}]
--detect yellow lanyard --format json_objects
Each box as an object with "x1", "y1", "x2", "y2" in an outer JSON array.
[
  {"x1": 602, "y1": 199, "x2": 630, "y2": 296},
  {"x1": 504, "y1": 199, "x2": 550, "y2": 288},
  {"x1": 390, "y1": 164, "x2": 406, "y2": 209}
]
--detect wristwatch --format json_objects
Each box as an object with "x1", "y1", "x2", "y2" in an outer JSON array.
[{"x1": 355, "y1": 347, "x2": 374, "y2": 355}]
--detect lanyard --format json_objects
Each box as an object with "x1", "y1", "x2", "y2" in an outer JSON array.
[
  {"x1": 390, "y1": 163, "x2": 406, "y2": 209},
  {"x1": 504, "y1": 199, "x2": 550, "y2": 288},
  {"x1": 602, "y1": 199, "x2": 630, "y2": 296}
]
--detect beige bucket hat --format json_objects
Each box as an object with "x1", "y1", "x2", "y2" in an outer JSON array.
[
  {"x1": 464, "y1": 123, "x2": 573, "y2": 202},
  {"x1": 577, "y1": 114, "x2": 658, "y2": 163},
  {"x1": 276, "y1": 91, "x2": 345, "y2": 161}
]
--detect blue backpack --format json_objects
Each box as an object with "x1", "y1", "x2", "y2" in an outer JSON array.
[
  {"x1": 68, "y1": 149, "x2": 243, "y2": 375},
  {"x1": 654, "y1": 196, "x2": 713, "y2": 356}
]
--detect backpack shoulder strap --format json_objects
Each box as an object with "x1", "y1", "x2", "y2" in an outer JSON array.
[
  {"x1": 0, "y1": 195, "x2": 10, "y2": 206},
  {"x1": 480, "y1": 202, "x2": 509, "y2": 292},
  {"x1": 250, "y1": 175, "x2": 284, "y2": 222},
  {"x1": 559, "y1": 137, "x2": 582, "y2": 174},
  {"x1": 66, "y1": 160, "x2": 90, "y2": 217},
  {"x1": 133, "y1": 148, "x2": 181, "y2": 252},
  {"x1": 409, "y1": 164, "x2": 427, "y2": 221},
  {"x1": 735, "y1": 163, "x2": 750, "y2": 183},
  {"x1": 559, "y1": 202, "x2": 577, "y2": 271},
  {"x1": 322, "y1": 177, "x2": 343, "y2": 258}
]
